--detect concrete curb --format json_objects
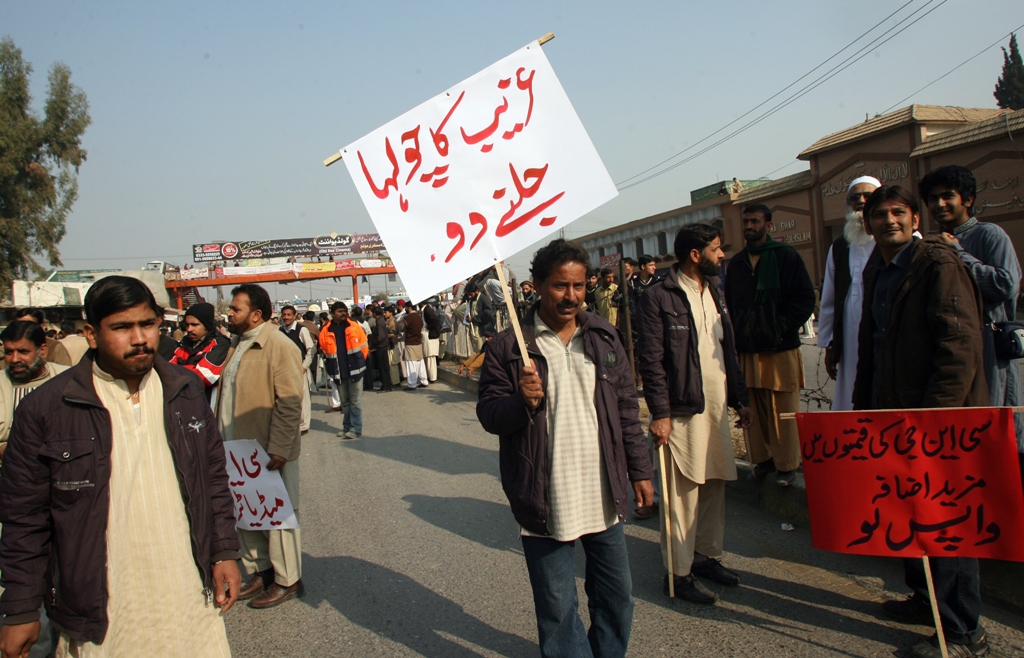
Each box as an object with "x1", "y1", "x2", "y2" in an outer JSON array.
[{"x1": 437, "y1": 365, "x2": 1024, "y2": 613}]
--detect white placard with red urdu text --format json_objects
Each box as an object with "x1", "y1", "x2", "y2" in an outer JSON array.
[
  {"x1": 223, "y1": 440, "x2": 299, "y2": 530},
  {"x1": 340, "y1": 40, "x2": 617, "y2": 303}
]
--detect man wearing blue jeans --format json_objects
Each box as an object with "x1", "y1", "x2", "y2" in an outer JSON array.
[
  {"x1": 320, "y1": 302, "x2": 368, "y2": 440},
  {"x1": 478, "y1": 239, "x2": 654, "y2": 658}
]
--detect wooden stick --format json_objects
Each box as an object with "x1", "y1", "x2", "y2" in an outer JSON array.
[
  {"x1": 779, "y1": 406, "x2": 1024, "y2": 421},
  {"x1": 494, "y1": 263, "x2": 532, "y2": 368},
  {"x1": 922, "y1": 555, "x2": 949, "y2": 658},
  {"x1": 658, "y1": 442, "x2": 674, "y2": 598},
  {"x1": 323, "y1": 32, "x2": 556, "y2": 167}
]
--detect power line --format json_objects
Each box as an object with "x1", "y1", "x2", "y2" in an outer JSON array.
[
  {"x1": 878, "y1": 23, "x2": 1024, "y2": 115},
  {"x1": 613, "y1": 0, "x2": 919, "y2": 188},
  {"x1": 616, "y1": 0, "x2": 950, "y2": 192}
]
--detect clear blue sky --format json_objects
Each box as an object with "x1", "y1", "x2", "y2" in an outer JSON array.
[{"x1": 5, "y1": 0, "x2": 1022, "y2": 302}]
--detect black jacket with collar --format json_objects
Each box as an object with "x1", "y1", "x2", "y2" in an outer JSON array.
[
  {"x1": 637, "y1": 267, "x2": 748, "y2": 420},
  {"x1": 0, "y1": 355, "x2": 239, "y2": 643},
  {"x1": 724, "y1": 241, "x2": 816, "y2": 354},
  {"x1": 476, "y1": 305, "x2": 653, "y2": 535}
]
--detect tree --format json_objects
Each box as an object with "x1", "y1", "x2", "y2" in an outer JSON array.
[
  {"x1": 371, "y1": 291, "x2": 390, "y2": 302},
  {"x1": 994, "y1": 33, "x2": 1024, "y2": 110},
  {"x1": 0, "y1": 37, "x2": 90, "y2": 299}
]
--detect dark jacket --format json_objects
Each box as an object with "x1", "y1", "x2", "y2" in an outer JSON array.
[
  {"x1": 637, "y1": 267, "x2": 749, "y2": 420},
  {"x1": 471, "y1": 294, "x2": 497, "y2": 337},
  {"x1": 369, "y1": 315, "x2": 391, "y2": 351},
  {"x1": 476, "y1": 306, "x2": 654, "y2": 535},
  {"x1": 0, "y1": 355, "x2": 240, "y2": 642},
  {"x1": 402, "y1": 312, "x2": 424, "y2": 346},
  {"x1": 422, "y1": 304, "x2": 442, "y2": 340},
  {"x1": 724, "y1": 242, "x2": 816, "y2": 353},
  {"x1": 852, "y1": 237, "x2": 988, "y2": 410}
]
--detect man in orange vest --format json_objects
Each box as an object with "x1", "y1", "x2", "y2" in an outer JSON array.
[{"x1": 319, "y1": 302, "x2": 369, "y2": 439}]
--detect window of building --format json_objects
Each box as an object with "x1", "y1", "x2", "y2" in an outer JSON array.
[
  {"x1": 615, "y1": 242, "x2": 623, "y2": 255},
  {"x1": 635, "y1": 238, "x2": 644, "y2": 258},
  {"x1": 657, "y1": 232, "x2": 668, "y2": 256},
  {"x1": 599, "y1": 247, "x2": 605, "y2": 258}
]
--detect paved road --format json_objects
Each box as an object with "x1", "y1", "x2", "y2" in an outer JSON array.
[{"x1": 223, "y1": 381, "x2": 1024, "y2": 657}]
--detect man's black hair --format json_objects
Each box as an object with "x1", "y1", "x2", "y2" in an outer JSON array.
[
  {"x1": 84, "y1": 276, "x2": 163, "y2": 327},
  {"x1": 588, "y1": 268, "x2": 600, "y2": 279},
  {"x1": 330, "y1": 301, "x2": 348, "y2": 313},
  {"x1": 60, "y1": 319, "x2": 78, "y2": 335},
  {"x1": 350, "y1": 306, "x2": 364, "y2": 318},
  {"x1": 742, "y1": 203, "x2": 773, "y2": 223},
  {"x1": 863, "y1": 185, "x2": 920, "y2": 220},
  {"x1": 622, "y1": 257, "x2": 637, "y2": 267},
  {"x1": 281, "y1": 304, "x2": 296, "y2": 314},
  {"x1": 14, "y1": 307, "x2": 45, "y2": 324},
  {"x1": 919, "y1": 165, "x2": 977, "y2": 217},
  {"x1": 638, "y1": 255, "x2": 656, "y2": 267},
  {"x1": 371, "y1": 305, "x2": 384, "y2": 316},
  {"x1": 0, "y1": 320, "x2": 46, "y2": 348},
  {"x1": 674, "y1": 223, "x2": 723, "y2": 263},
  {"x1": 530, "y1": 238, "x2": 591, "y2": 285},
  {"x1": 599, "y1": 267, "x2": 613, "y2": 278},
  {"x1": 303, "y1": 310, "x2": 315, "y2": 321},
  {"x1": 231, "y1": 283, "x2": 273, "y2": 322}
]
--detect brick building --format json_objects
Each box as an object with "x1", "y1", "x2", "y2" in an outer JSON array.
[{"x1": 579, "y1": 104, "x2": 1024, "y2": 285}]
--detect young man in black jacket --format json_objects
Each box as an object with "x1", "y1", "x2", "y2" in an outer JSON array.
[
  {"x1": 477, "y1": 239, "x2": 653, "y2": 658},
  {"x1": 0, "y1": 276, "x2": 240, "y2": 657},
  {"x1": 724, "y1": 203, "x2": 815, "y2": 486}
]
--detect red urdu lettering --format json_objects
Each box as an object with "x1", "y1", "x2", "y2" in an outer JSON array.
[
  {"x1": 444, "y1": 222, "x2": 465, "y2": 263},
  {"x1": 402, "y1": 126, "x2": 422, "y2": 186},
  {"x1": 357, "y1": 138, "x2": 401, "y2": 201},
  {"x1": 461, "y1": 97, "x2": 509, "y2": 150},
  {"x1": 430, "y1": 91, "x2": 464, "y2": 158},
  {"x1": 468, "y1": 212, "x2": 487, "y2": 250}
]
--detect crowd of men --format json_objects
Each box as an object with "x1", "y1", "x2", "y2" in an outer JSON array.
[
  {"x1": 0, "y1": 164, "x2": 1018, "y2": 657},
  {"x1": 475, "y1": 164, "x2": 1014, "y2": 658}
]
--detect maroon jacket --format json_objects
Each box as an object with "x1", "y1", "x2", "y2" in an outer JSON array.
[
  {"x1": 0, "y1": 355, "x2": 239, "y2": 643},
  {"x1": 476, "y1": 306, "x2": 653, "y2": 535}
]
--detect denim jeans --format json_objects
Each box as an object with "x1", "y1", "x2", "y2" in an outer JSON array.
[
  {"x1": 521, "y1": 522, "x2": 633, "y2": 658},
  {"x1": 331, "y1": 377, "x2": 363, "y2": 435},
  {"x1": 903, "y1": 556, "x2": 983, "y2": 645}
]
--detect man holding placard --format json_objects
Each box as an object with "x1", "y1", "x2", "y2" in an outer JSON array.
[
  {"x1": 852, "y1": 185, "x2": 989, "y2": 658},
  {"x1": 637, "y1": 224, "x2": 753, "y2": 605},
  {"x1": 478, "y1": 239, "x2": 654, "y2": 658}
]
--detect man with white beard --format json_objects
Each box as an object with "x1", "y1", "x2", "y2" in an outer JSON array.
[{"x1": 817, "y1": 175, "x2": 880, "y2": 410}]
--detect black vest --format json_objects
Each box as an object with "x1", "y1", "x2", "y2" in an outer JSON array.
[
  {"x1": 830, "y1": 236, "x2": 852, "y2": 363},
  {"x1": 280, "y1": 324, "x2": 307, "y2": 359}
]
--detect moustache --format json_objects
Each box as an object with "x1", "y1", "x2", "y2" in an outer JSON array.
[
  {"x1": 124, "y1": 346, "x2": 156, "y2": 358},
  {"x1": 557, "y1": 301, "x2": 580, "y2": 310}
]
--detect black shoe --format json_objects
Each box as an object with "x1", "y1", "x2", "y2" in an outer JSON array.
[
  {"x1": 909, "y1": 633, "x2": 989, "y2": 658},
  {"x1": 752, "y1": 458, "x2": 776, "y2": 479},
  {"x1": 882, "y1": 595, "x2": 934, "y2": 625},
  {"x1": 691, "y1": 557, "x2": 740, "y2": 587},
  {"x1": 664, "y1": 574, "x2": 718, "y2": 605},
  {"x1": 775, "y1": 469, "x2": 797, "y2": 487}
]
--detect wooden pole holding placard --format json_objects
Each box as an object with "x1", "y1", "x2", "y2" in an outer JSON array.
[
  {"x1": 494, "y1": 263, "x2": 532, "y2": 368},
  {"x1": 322, "y1": 32, "x2": 556, "y2": 168},
  {"x1": 922, "y1": 555, "x2": 949, "y2": 658},
  {"x1": 658, "y1": 442, "x2": 675, "y2": 598}
]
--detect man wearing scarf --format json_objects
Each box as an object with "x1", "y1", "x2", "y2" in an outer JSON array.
[
  {"x1": 724, "y1": 203, "x2": 815, "y2": 487},
  {"x1": 816, "y1": 176, "x2": 880, "y2": 410}
]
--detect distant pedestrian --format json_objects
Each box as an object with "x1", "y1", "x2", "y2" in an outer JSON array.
[
  {"x1": 817, "y1": 176, "x2": 880, "y2": 410},
  {"x1": 319, "y1": 302, "x2": 369, "y2": 438},
  {"x1": 477, "y1": 238, "x2": 654, "y2": 658},
  {"x1": 58, "y1": 319, "x2": 90, "y2": 365},
  {"x1": 220, "y1": 283, "x2": 306, "y2": 608},
  {"x1": 301, "y1": 311, "x2": 320, "y2": 390},
  {"x1": 280, "y1": 305, "x2": 315, "y2": 433},
  {"x1": 594, "y1": 268, "x2": 618, "y2": 326},
  {"x1": 169, "y1": 302, "x2": 230, "y2": 403},
  {"x1": 724, "y1": 203, "x2": 815, "y2": 487},
  {"x1": 421, "y1": 300, "x2": 442, "y2": 383},
  {"x1": 399, "y1": 305, "x2": 427, "y2": 389},
  {"x1": 368, "y1": 306, "x2": 393, "y2": 392}
]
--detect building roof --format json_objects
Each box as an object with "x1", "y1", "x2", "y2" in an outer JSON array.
[
  {"x1": 798, "y1": 105, "x2": 1005, "y2": 158},
  {"x1": 910, "y1": 107, "x2": 1024, "y2": 157},
  {"x1": 735, "y1": 170, "x2": 813, "y2": 202}
]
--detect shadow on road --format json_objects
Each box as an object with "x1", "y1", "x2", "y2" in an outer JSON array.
[
  {"x1": 300, "y1": 555, "x2": 536, "y2": 657},
  {"x1": 345, "y1": 434, "x2": 499, "y2": 476},
  {"x1": 401, "y1": 494, "x2": 909, "y2": 652}
]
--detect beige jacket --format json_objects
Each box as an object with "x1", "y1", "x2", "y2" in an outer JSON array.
[{"x1": 221, "y1": 323, "x2": 305, "y2": 461}]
